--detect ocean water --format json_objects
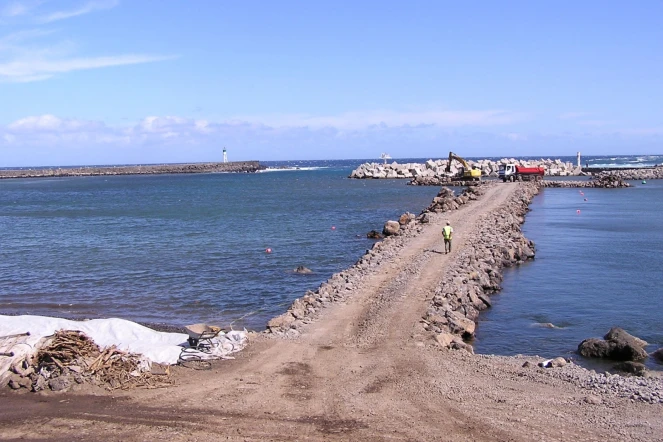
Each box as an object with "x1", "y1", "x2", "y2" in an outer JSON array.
[
  {"x1": 1, "y1": 155, "x2": 662, "y2": 369},
  {"x1": 473, "y1": 177, "x2": 663, "y2": 369},
  {"x1": 0, "y1": 160, "x2": 440, "y2": 329}
]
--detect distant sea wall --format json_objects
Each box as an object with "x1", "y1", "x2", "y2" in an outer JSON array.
[
  {"x1": 349, "y1": 158, "x2": 580, "y2": 180},
  {"x1": 0, "y1": 161, "x2": 264, "y2": 179}
]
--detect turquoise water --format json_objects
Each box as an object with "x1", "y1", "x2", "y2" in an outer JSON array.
[{"x1": 1, "y1": 155, "x2": 662, "y2": 369}]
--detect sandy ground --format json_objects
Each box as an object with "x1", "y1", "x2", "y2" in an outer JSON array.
[{"x1": 1, "y1": 183, "x2": 661, "y2": 441}]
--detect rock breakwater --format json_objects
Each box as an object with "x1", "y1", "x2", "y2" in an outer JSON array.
[
  {"x1": 422, "y1": 183, "x2": 540, "y2": 341},
  {"x1": 542, "y1": 172, "x2": 631, "y2": 188},
  {"x1": 350, "y1": 158, "x2": 580, "y2": 180},
  {"x1": 0, "y1": 161, "x2": 263, "y2": 179},
  {"x1": 265, "y1": 182, "x2": 500, "y2": 336}
]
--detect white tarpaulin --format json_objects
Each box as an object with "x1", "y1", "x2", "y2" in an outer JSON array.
[{"x1": 0, "y1": 315, "x2": 248, "y2": 374}]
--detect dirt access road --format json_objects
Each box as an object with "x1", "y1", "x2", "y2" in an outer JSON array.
[{"x1": 1, "y1": 183, "x2": 661, "y2": 441}]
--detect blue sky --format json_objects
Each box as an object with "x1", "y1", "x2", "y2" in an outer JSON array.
[{"x1": 1, "y1": 0, "x2": 662, "y2": 166}]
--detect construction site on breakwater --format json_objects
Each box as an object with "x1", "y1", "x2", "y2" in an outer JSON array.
[{"x1": 350, "y1": 157, "x2": 663, "y2": 188}]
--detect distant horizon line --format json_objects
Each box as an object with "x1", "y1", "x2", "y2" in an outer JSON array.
[{"x1": 2, "y1": 153, "x2": 662, "y2": 170}]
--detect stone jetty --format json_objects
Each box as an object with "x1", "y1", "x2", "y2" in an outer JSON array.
[
  {"x1": 265, "y1": 181, "x2": 539, "y2": 339},
  {"x1": 0, "y1": 161, "x2": 264, "y2": 179},
  {"x1": 422, "y1": 183, "x2": 539, "y2": 341},
  {"x1": 350, "y1": 157, "x2": 580, "y2": 180}
]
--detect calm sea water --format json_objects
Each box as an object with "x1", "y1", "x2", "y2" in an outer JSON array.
[
  {"x1": 1, "y1": 155, "x2": 662, "y2": 369},
  {"x1": 473, "y1": 176, "x2": 663, "y2": 369},
  {"x1": 0, "y1": 160, "x2": 440, "y2": 329}
]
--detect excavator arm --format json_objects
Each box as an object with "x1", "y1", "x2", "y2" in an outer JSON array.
[
  {"x1": 445, "y1": 151, "x2": 481, "y2": 180},
  {"x1": 445, "y1": 152, "x2": 471, "y2": 172}
]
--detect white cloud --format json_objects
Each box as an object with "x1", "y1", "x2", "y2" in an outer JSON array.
[
  {"x1": 0, "y1": 2, "x2": 174, "y2": 82},
  {"x1": 3, "y1": 112, "x2": 661, "y2": 166},
  {"x1": 37, "y1": 0, "x2": 119, "y2": 23},
  {"x1": 236, "y1": 109, "x2": 528, "y2": 131},
  {"x1": 0, "y1": 54, "x2": 177, "y2": 82},
  {"x1": 8, "y1": 114, "x2": 103, "y2": 131},
  {"x1": 1, "y1": 1, "x2": 42, "y2": 18}
]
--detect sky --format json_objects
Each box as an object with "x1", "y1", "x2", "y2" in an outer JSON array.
[{"x1": 1, "y1": 0, "x2": 662, "y2": 166}]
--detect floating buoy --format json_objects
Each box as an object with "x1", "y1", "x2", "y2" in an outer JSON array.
[
  {"x1": 265, "y1": 248, "x2": 272, "y2": 254},
  {"x1": 331, "y1": 226, "x2": 336, "y2": 230},
  {"x1": 577, "y1": 210, "x2": 581, "y2": 214},
  {"x1": 642, "y1": 180, "x2": 647, "y2": 184},
  {"x1": 579, "y1": 191, "x2": 584, "y2": 196},
  {"x1": 584, "y1": 198, "x2": 587, "y2": 201}
]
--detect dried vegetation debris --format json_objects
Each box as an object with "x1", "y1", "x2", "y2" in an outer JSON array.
[{"x1": 8, "y1": 330, "x2": 173, "y2": 392}]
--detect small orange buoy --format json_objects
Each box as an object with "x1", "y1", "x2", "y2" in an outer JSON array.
[
  {"x1": 577, "y1": 210, "x2": 581, "y2": 214},
  {"x1": 265, "y1": 248, "x2": 272, "y2": 254},
  {"x1": 331, "y1": 226, "x2": 336, "y2": 230}
]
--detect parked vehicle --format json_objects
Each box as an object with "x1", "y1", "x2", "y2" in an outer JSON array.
[{"x1": 498, "y1": 164, "x2": 545, "y2": 182}]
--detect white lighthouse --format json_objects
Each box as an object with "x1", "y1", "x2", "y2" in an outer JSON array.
[{"x1": 223, "y1": 148, "x2": 228, "y2": 163}]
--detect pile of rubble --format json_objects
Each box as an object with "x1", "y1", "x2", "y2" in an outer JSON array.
[
  {"x1": 420, "y1": 184, "x2": 488, "y2": 214},
  {"x1": 6, "y1": 330, "x2": 171, "y2": 392}
]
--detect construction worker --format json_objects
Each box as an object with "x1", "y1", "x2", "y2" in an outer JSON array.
[{"x1": 442, "y1": 221, "x2": 453, "y2": 254}]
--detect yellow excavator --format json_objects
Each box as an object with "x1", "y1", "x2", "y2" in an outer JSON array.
[{"x1": 445, "y1": 152, "x2": 482, "y2": 180}]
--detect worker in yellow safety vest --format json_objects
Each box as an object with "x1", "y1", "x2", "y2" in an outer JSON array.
[{"x1": 442, "y1": 221, "x2": 453, "y2": 254}]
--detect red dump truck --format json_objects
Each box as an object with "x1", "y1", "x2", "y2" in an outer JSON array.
[{"x1": 498, "y1": 164, "x2": 545, "y2": 182}]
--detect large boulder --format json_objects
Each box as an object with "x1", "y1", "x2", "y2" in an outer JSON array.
[
  {"x1": 398, "y1": 212, "x2": 415, "y2": 226},
  {"x1": 578, "y1": 327, "x2": 649, "y2": 361},
  {"x1": 651, "y1": 347, "x2": 663, "y2": 363},
  {"x1": 383, "y1": 220, "x2": 400, "y2": 236},
  {"x1": 578, "y1": 338, "x2": 615, "y2": 359},
  {"x1": 267, "y1": 313, "x2": 295, "y2": 332}
]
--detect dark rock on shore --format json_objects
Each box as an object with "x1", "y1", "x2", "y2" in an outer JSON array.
[
  {"x1": 578, "y1": 327, "x2": 649, "y2": 361},
  {"x1": 652, "y1": 347, "x2": 663, "y2": 363},
  {"x1": 613, "y1": 361, "x2": 647, "y2": 376},
  {"x1": 366, "y1": 230, "x2": 383, "y2": 239}
]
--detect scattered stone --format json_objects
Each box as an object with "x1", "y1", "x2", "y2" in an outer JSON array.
[
  {"x1": 613, "y1": 361, "x2": 647, "y2": 376},
  {"x1": 584, "y1": 395, "x2": 602, "y2": 405},
  {"x1": 49, "y1": 376, "x2": 71, "y2": 392},
  {"x1": 543, "y1": 357, "x2": 567, "y2": 368},
  {"x1": 434, "y1": 332, "x2": 455, "y2": 348}
]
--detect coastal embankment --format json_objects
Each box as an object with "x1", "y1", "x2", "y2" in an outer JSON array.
[
  {"x1": 0, "y1": 161, "x2": 263, "y2": 179},
  {"x1": 350, "y1": 158, "x2": 663, "y2": 187},
  {"x1": 1, "y1": 181, "x2": 661, "y2": 441},
  {"x1": 350, "y1": 157, "x2": 581, "y2": 180}
]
